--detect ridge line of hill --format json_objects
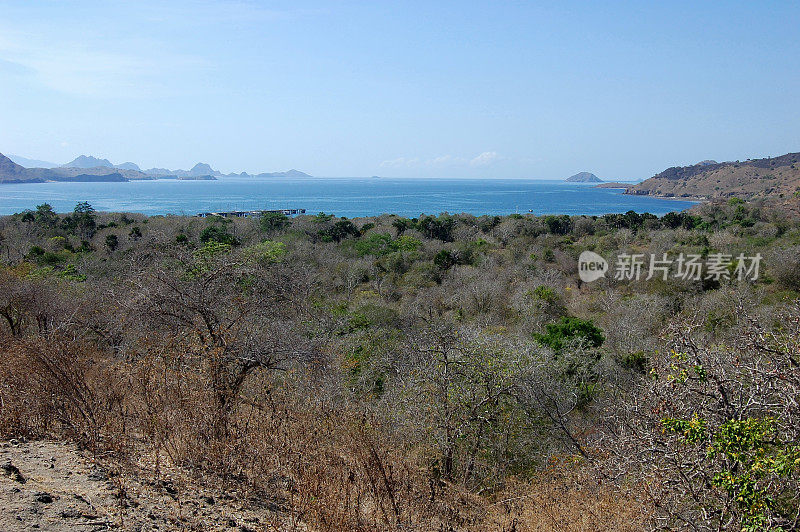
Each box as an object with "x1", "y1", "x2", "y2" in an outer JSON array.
[{"x1": 0, "y1": 152, "x2": 312, "y2": 183}]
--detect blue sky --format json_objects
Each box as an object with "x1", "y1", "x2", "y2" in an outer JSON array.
[{"x1": 0, "y1": 1, "x2": 798, "y2": 178}]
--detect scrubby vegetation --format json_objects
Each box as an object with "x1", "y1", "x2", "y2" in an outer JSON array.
[{"x1": 1, "y1": 199, "x2": 799, "y2": 530}]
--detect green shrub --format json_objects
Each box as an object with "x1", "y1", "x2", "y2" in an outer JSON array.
[
  {"x1": 259, "y1": 212, "x2": 290, "y2": 232},
  {"x1": 532, "y1": 285, "x2": 559, "y2": 304},
  {"x1": 242, "y1": 240, "x2": 287, "y2": 265},
  {"x1": 105, "y1": 234, "x2": 119, "y2": 252},
  {"x1": 663, "y1": 415, "x2": 800, "y2": 530},
  {"x1": 200, "y1": 224, "x2": 239, "y2": 245},
  {"x1": 533, "y1": 316, "x2": 604, "y2": 352}
]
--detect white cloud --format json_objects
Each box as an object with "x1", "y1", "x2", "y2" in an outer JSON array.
[
  {"x1": 469, "y1": 151, "x2": 500, "y2": 166},
  {"x1": 381, "y1": 152, "x2": 502, "y2": 169}
]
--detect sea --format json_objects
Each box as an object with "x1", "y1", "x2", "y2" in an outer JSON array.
[{"x1": 0, "y1": 176, "x2": 696, "y2": 218}]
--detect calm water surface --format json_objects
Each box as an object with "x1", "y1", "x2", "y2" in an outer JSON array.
[{"x1": 0, "y1": 177, "x2": 696, "y2": 217}]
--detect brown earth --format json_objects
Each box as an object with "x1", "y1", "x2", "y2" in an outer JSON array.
[
  {"x1": 628, "y1": 152, "x2": 800, "y2": 201},
  {"x1": 0, "y1": 440, "x2": 293, "y2": 531}
]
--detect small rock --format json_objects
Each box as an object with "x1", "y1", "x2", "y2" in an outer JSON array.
[
  {"x1": 35, "y1": 492, "x2": 54, "y2": 503},
  {"x1": 87, "y1": 468, "x2": 108, "y2": 481},
  {"x1": 159, "y1": 480, "x2": 177, "y2": 495},
  {"x1": 1, "y1": 460, "x2": 26, "y2": 483}
]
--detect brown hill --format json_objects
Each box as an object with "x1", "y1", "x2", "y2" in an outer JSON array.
[
  {"x1": 0, "y1": 152, "x2": 44, "y2": 183},
  {"x1": 628, "y1": 152, "x2": 800, "y2": 200},
  {"x1": 0, "y1": 152, "x2": 146, "y2": 183}
]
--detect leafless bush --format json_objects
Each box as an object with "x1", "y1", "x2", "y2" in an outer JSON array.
[
  {"x1": 0, "y1": 333, "x2": 127, "y2": 452},
  {"x1": 606, "y1": 301, "x2": 800, "y2": 530}
]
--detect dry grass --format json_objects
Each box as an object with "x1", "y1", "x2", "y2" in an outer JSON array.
[
  {"x1": 1, "y1": 332, "x2": 652, "y2": 530},
  {"x1": 483, "y1": 461, "x2": 651, "y2": 531}
]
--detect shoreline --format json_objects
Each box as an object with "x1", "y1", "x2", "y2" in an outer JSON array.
[{"x1": 623, "y1": 191, "x2": 707, "y2": 203}]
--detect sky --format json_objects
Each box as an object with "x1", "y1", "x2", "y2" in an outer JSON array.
[{"x1": 0, "y1": 1, "x2": 798, "y2": 179}]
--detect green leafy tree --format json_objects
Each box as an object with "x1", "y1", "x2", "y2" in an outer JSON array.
[
  {"x1": 200, "y1": 224, "x2": 239, "y2": 245},
  {"x1": 355, "y1": 233, "x2": 421, "y2": 257},
  {"x1": 392, "y1": 217, "x2": 411, "y2": 236},
  {"x1": 320, "y1": 219, "x2": 360, "y2": 243},
  {"x1": 70, "y1": 202, "x2": 96, "y2": 239},
  {"x1": 259, "y1": 212, "x2": 290, "y2": 232},
  {"x1": 242, "y1": 240, "x2": 287, "y2": 265},
  {"x1": 314, "y1": 212, "x2": 334, "y2": 223},
  {"x1": 533, "y1": 316, "x2": 604, "y2": 352},
  {"x1": 105, "y1": 234, "x2": 119, "y2": 252},
  {"x1": 434, "y1": 249, "x2": 456, "y2": 270},
  {"x1": 35, "y1": 203, "x2": 58, "y2": 226},
  {"x1": 416, "y1": 215, "x2": 455, "y2": 241},
  {"x1": 543, "y1": 214, "x2": 572, "y2": 234}
]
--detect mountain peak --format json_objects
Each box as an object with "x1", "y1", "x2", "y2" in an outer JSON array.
[
  {"x1": 189, "y1": 162, "x2": 216, "y2": 176},
  {"x1": 115, "y1": 162, "x2": 141, "y2": 171},
  {"x1": 566, "y1": 172, "x2": 602, "y2": 183},
  {"x1": 62, "y1": 155, "x2": 114, "y2": 169}
]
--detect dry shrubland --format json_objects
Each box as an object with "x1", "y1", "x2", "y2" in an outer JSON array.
[{"x1": 1, "y1": 201, "x2": 799, "y2": 530}]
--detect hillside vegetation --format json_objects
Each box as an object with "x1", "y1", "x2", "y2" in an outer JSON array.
[
  {"x1": 1, "y1": 202, "x2": 800, "y2": 530},
  {"x1": 629, "y1": 152, "x2": 800, "y2": 204}
]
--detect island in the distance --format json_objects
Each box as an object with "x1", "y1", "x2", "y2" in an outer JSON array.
[
  {"x1": 0, "y1": 152, "x2": 311, "y2": 184},
  {"x1": 565, "y1": 171, "x2": 603, "y2": 183}
]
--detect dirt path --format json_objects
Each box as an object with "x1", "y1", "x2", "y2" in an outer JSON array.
[{"x1": 0, "y1": 439, "x2": 294, "y2": 531}]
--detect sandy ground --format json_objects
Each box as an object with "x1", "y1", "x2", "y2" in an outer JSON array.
[{"x1": 0, "y1": 439, "x2": 294, "y2": 531}]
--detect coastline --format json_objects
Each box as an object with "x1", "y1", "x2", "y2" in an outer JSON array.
[
  {"x1": 623, "y1": 190, "x2": 708, "y2": 203},
  {"x1": 594, "y1": 182, "x2": 707, "y2": 204}
]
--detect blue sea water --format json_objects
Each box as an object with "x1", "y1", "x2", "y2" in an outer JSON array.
[{"x1": 0, "y1": 177, "x2": 696, "y2": 218}]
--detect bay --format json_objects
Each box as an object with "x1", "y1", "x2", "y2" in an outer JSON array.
[{"x1": 0, "y1": 177, "x2": 696, "y2": 217}]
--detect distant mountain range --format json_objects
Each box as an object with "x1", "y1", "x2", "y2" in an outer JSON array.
[
  {"x1": 0, "y1": 152, "x2": 312, "y2": 184},
  {"x1": 565, "y1": 172, "x2": 603, "y2": 183},
  {"x1": 8, "y1": 155, "x2": 59, "y2": 168},
  {"x1": 627, "y1": 152, "x2": 800, "y2": 201}
]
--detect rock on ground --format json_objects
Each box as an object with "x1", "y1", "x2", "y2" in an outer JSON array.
[{"x1": 0, "y1": 440, "x2": 293, "y2": 531}]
